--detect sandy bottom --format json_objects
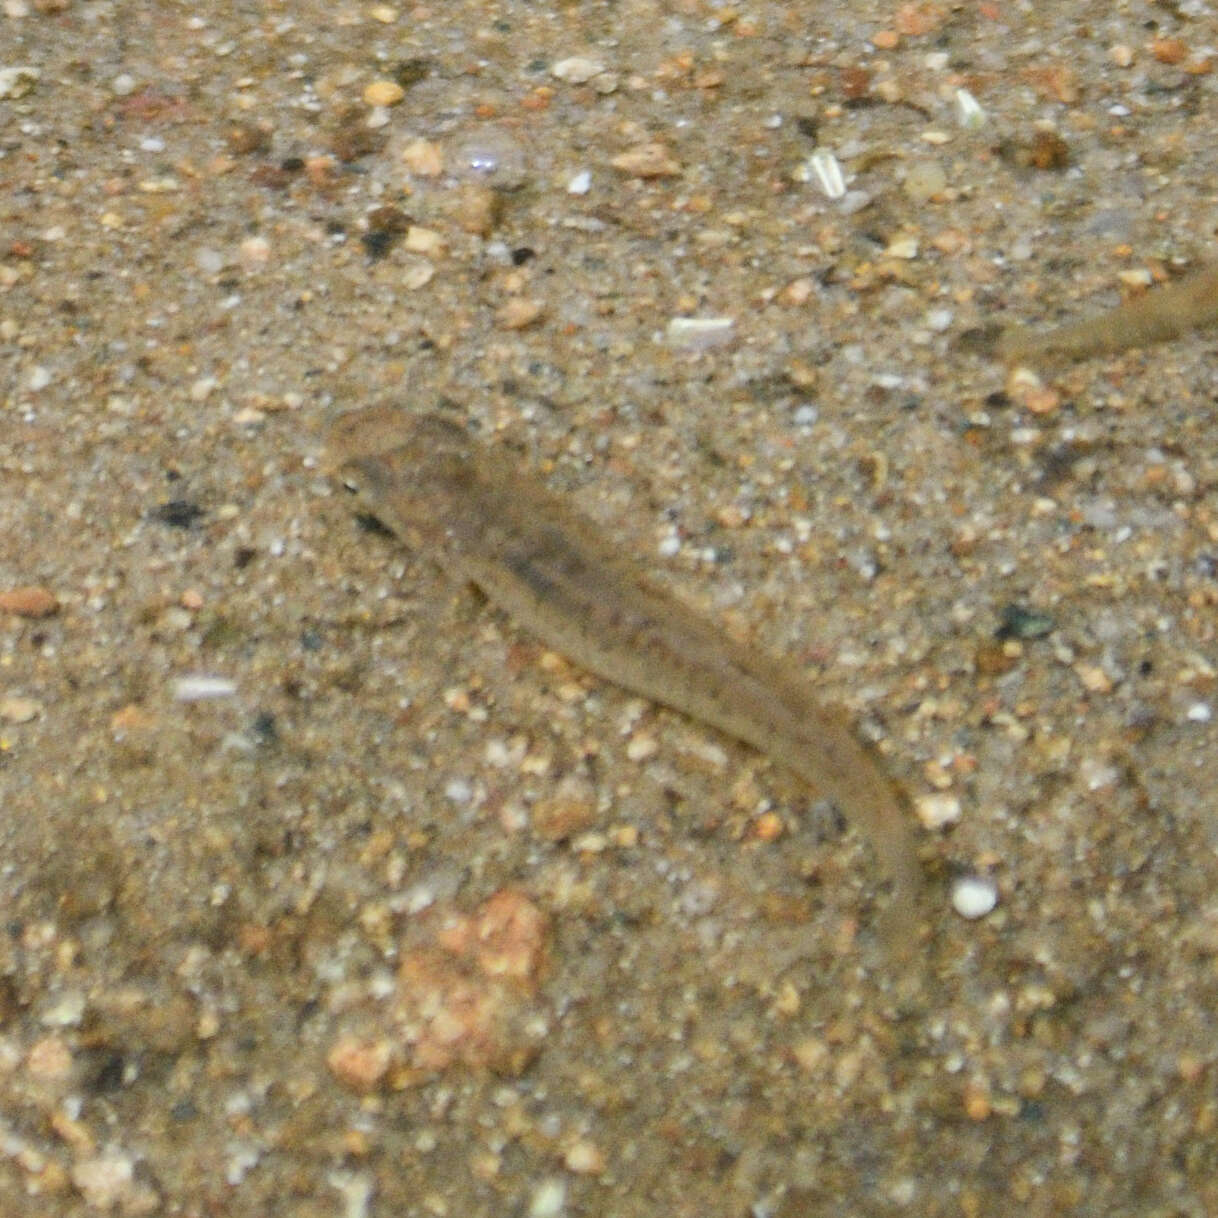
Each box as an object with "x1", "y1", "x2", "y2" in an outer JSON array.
[{"x1": 2, "y1": 2, "x2": 1217, "y2": 1214}]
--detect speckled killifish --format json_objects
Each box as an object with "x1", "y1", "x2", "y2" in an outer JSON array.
[
  {"x1": 1000, "y1": 262, "x2": 1218, "y2": 364},
  {"x1": 327, "y1": 406, "x2": 923, "y2": 957}
]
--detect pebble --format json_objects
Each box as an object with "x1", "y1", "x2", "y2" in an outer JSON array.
[
  {"x1": 403, "y1": 225, "x2": 445, "y2": 256},
  {"x1": 363, "y1": 80, "x2": 404, "y2": 107},
  {"x1": 495, "y1": 298, "x2": 544, "y2": 330},
  {"x1": 28, "y1": 364, "x2": 52, "y2": 391},
  {"x1": 189, "y1": 375, "x2": 218, "y2": 402},
  {"x1": 531, "y1": 779, "x2": 597, "y2": 842},
  {"x1": 552, "y1": 56, "x2": 605, "y2": 84},
  {"x1": 194, "y1": 247, "x2": 226, "y2": 274},
  {"x1": 625, "y1": 731, "x2": 658, "y2": 762},
  {"x1": 328, "y1": 1171, "x2": 374, "y2": 1218},
  {"x1": 0, "y1": 695, "x2": 42, "y2": 723},
  {"x1": 915, "y1": 792, "x2": 962, "y2": 830},
  {"x1": 611, "y1": 142, "x2": 680, "y2": 178},
  {"x1": 401, "y1": 137, "x2": 443, "y2": 177},
  {"x1": 567, "y1": 169, "x2": 591, "y2": 195},
  {"x1": 839, "y1": 189, "x2": 872, "y2": 215},
  {"x1": 952, "y1": 875, "x2": 998, "y2": 920},
  {"x1": 225, "y1": 121, "x2": 269, "y2": 156},
  {"x1": 239, "y1": 235, "x2": 270, "y2": 265},
  {"x1": 563, "y1": 1140, "x2": 606, "y2": 1174},
  {"x1": 528, "y1": 1179, "x2": 567, "y2": 1218},
  {"x1": 71, "y1": 1152, "x2": 157, "y2": 1213},
  {"x1": 444, "y1": 777, "x2": 474, "y2": 805},
  {"x1": 1151, "y1": 37, "x2": 1188, "y2": 65},
  {"x1": 26, "y1": 1034, "x2": 71, "y2": 1079},
  {"x1": 903, "y1": 158, "x2": 946, "y2": 203},
  {"x1": 0, "y1": 585, "x2": 59, "y2": 617},
  {"x1": 400, "y1": 261, "x2": 434, "y2": 291},
  {"x1": 0, "y1": 65, "x2": 39, "y2": 99},
  {"x1": 40, "y1": 988, "x2": 85, "y2": 1027},
  {"x1": 1001, "y1": 130, "x2": 1070, "y2": 172},
  {"x1": 962, "y1": 1080, "x2": 992, "y2": 1122},
  {"x1": 456, "y1": 184, "x2": 502, "y2": 236},
  {"x1": 326, "y1": 1035, "x2": 393, "y2": 1092},
  {"x1": 1074, "y1": 663, "x2": 1113, "y2": 694},
  {"x1": 391, "y1": 890, "x2": 550, "y2": 1075}
]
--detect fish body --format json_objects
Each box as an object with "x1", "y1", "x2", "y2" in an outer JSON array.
[
  {"x1": 999, "y1": 263, "x2": 1218, "y2": 364},
  {"x1": 328, "y1": 407, "x2": 921, "y2": 954}
]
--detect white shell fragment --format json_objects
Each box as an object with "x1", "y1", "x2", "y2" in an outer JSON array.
[
  {"x1": 805, "y1": 151, "x2": 846, "y2": 200},
  {"x1": 173, "y1": 675, "x2": 238, "y2": 702},
  {"x1": 955, "y1": 88, "x2": 986, "y2": 129},
  {"x1": 952, "y1": 875, "x2": 998, "y2": 920},
  {"x1": 665, "y1": 316, "x2": 736, "y2": 350}
]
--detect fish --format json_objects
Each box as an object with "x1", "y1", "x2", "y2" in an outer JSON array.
[
  {"x1": 998, "y1": 262, "x2": 1218, "y2": 364},
  {"x1": 327, "y1": 405, "x2": 923, "y2": 958}
]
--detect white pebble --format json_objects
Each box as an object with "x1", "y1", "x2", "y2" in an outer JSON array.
[
  {"x1": 952, "y1": 875, "x2": 998, "y2": 920},
  {"x1": 885, "y1": 234, "x2": 919, "y2": 260},
  {"x1": 190, "y1": 375, "x2": 218, "y2": 402},
  {"x1": 111, "y1": 72, "x2": 137, "y2": 96},
  {"x1": 528, "y1": 1178, "x2": 567, "y2": 1218},
  {"x1": 566, "y1": 169, "x2": 591, "y2": 195},
  {"x1": 40, "y1": 989, "x2": 86, "y2": 1027},
  {"x1": 0, "y1": 65, "x2": 39, "y2": 100},
  {"x1": 28, "y1": 365, "x2": 51, "y2": 391},
  {"x1": 194, "y1": 247, "x2": 226, "y2": 274},
  {"x1": 444, "y1": 777, "x2": 473, "y2": 805},
  {"x1": 552, "y1": 56, "x2": 605, "y2": 84},
  {"x1": 71, "y1": 1154, "x2": 136, "y2": 1210},
  {"x1": 327, "y1": 1170, "x2": 374, "y2": 1218},
  {"x1": 1186, "y1": 702, "x2": 1212, "y2": 723},
  {"x1": 915, "y1": 792, "x2": 961, "y2": 830}
]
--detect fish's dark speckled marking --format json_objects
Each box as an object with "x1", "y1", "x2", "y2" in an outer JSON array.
[{"x1": 327, "y1": 406, "x2": 923, "y2": 957}]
